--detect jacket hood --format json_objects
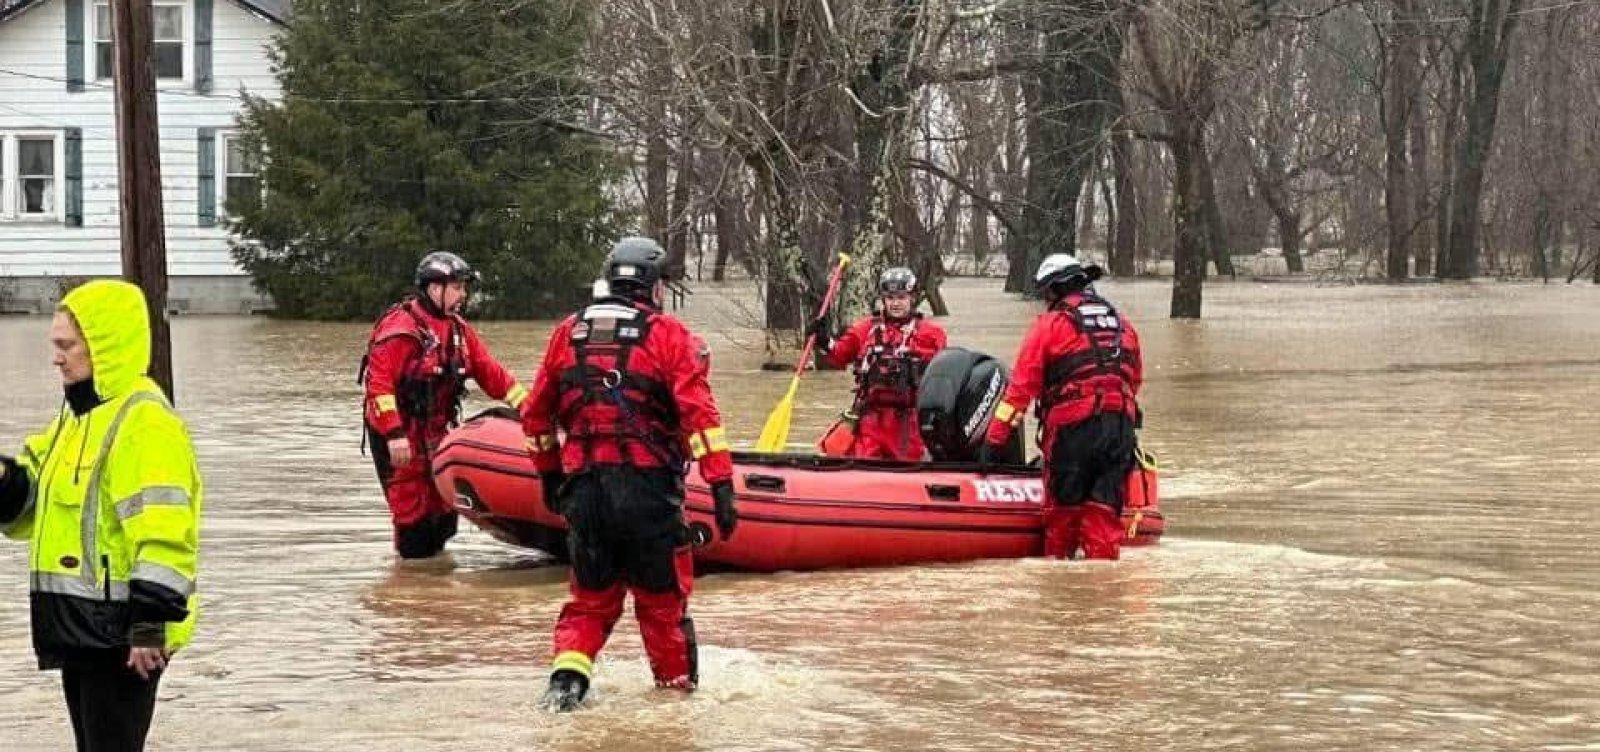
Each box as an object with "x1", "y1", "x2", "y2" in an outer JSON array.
[{"x1": 59, "y1": 280, "x2": 152, "y2": 400}]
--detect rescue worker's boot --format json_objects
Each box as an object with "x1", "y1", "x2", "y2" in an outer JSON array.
[{"x1": 543, "y1": 669, "x2": 590, "y2": 712}]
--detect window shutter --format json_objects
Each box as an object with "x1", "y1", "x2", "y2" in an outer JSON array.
[
  {"x1": 197, "y1": 128, "x2": 217, "y2": 227},
  {"x1": 194, "y1": 0, "x2": 214, "y2": 93},
  {"x1": 65, "y1": 0, "x2": 85, "y2": 92},
  {"x1": 65, "y1": 128, "x2": 84, "y2": 227}
]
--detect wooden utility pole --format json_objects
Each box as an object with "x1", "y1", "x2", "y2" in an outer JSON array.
[{"x1": 110, "y1": 0, "x2": 175, "y2": 401}]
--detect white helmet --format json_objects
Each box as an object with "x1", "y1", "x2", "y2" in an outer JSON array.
[{"x1": 1034, "y1": 253, "x2": 1103, "y2": 294}]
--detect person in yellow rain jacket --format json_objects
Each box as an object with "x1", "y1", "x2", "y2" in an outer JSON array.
[{"x1": 0, "y1": 280, "x2": 202, "y2": 752}]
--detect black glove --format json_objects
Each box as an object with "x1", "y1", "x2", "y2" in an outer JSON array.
[
  {"x1": 0, "y1": 455, "x2": 29, "y2": 524},
  {"x1": 711, "y1": 480, "x2": 738, "y2": 540},
  {"x1": 542, "y1": 471, "x2": 569, "y2": 516},
  {"x1": 975, "y1": 442, "x2": 1003, "y2": 472},
  {"x1": 807, "y1": 315, "x2": 833, "y2": 351},
  {"x1": 1135, "y1": 407, "x2": 1145, "y2": 430}
]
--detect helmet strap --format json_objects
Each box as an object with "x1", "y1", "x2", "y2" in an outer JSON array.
[{"x1": 416, "y1": 282, "x2": 448, "y2": 316}]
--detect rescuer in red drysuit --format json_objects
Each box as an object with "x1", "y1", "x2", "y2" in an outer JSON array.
[
  {"x1": 361, "y1": 251, "x2": 528, "y2": 559},
  {"x1": 982, "y1": 254, "x2": 1142, "y2": 560},
  {"x1": 521, "y1": 237, "x2": 738, "y2": 712},
  {"x1": 810, "y1": 267, "x2": 947, "y2": 460}
]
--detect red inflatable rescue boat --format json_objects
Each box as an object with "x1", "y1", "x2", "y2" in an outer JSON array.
[{"x1": 432, "y1": 410, "x2": 1163, "y2": 571}]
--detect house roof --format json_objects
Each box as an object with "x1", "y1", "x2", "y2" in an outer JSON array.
[{"x1": 1, "y1": 0, "x2": 288, "y2": 25}]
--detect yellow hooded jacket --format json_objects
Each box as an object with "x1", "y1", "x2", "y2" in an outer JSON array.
[{"x1": 0, "y1": 280, "x2": 202, "y2": 668}]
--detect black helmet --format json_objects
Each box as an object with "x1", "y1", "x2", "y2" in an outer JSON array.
[
  {"x1": 879, "y1": 267, "x2": 917, "y2": 295},
  {"x1": 414, "y1": 251, "x2": 478, "y2": 289},
  {"x1": 604, "y1": 236, "x2": 667, "y2": 296},
  {"x1": 1033, "y1": 253, "x2": 1103, "y2": 297}
]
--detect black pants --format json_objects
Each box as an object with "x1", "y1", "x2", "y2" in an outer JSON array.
[
  {"x1": 367, "y1": 424, "x2": 458, "y2": 559},
  {"x1": 562, "y1": 467, "x2": 689, "y2": 594},
  {"x1": 1046, "y1": 412, "x2": 1136, "y2": 511},
  {"x1": 61, "y1": 664, "x2": 162, "y2": 752}
]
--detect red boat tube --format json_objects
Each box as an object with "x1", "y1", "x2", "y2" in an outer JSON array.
[{"x1": 432, "y1": 410, "x2": 1164, "y2": 572}]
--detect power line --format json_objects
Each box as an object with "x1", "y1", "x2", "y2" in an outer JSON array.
[
  {"x1": 0, "y1": 100, "x2": 117, "y2": 138},
  {"x1": 1287, "y1": 0, "x2": 1600, "y2": 25},
  {"x1": 0, "y1": 67, "x2": 590, "y2": 106}
]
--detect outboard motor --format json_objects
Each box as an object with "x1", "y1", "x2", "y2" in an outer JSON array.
[{"x1": 917, "y1": 347, "x2": 1025, "y2": 464}]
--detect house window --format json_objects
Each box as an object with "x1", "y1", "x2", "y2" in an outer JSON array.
[
  {"x1": 18, "y1": 138, "x2": 56, "y2": 216},
  {"x1": 220, "y1": 134, "x2": 261, "y2": 216},
  {"x1": 0, "y1": 133, "x2": 65, "y2": 222},
  {"x1": 95, "y1": 2, "x2": 186, "y2": 81}
]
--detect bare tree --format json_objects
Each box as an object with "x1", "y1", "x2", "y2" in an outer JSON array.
[
  {"x1": 1129, "y1": 0, "x2": 1253, "y2": 318},
  {"x1": 1380, "y1": 0, "x2": 1423, "y2": 279},
  {"x1": 1439, "y1": 0, "x2": 1525, "y2": 279}
]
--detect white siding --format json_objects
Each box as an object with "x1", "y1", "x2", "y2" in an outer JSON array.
[{"x1": 0, "y1": 0, "x2": 281, "y2": 278}]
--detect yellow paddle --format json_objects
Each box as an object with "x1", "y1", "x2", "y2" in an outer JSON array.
[{"x1": 755, "y1": 254, "x2": 852, "y2": 452}]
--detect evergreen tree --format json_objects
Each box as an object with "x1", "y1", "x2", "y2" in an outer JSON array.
[{"x1": 231, "y1": 0, "x2": 620, "y2": 319}]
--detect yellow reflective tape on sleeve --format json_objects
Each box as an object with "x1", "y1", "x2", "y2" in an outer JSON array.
[
  {"x1": 505, "y1": 384, "x2": 529, "y2": 409},
  {"x1": 375, "y1": 394, "x2": 398, "y2": 414},
  {"x1": 689, "y1": 427, "x2": 729, "y2": 459},
  {"x1": 995, "y1": 402, "x2": 1018, "y2": 425},
  {"x1": 551, "y1": 650, "x2": 594, "y2": 678},
  {"x1": 114, "y1": 487, "x2": 191, "y2": 520},
  {"x1": 524, "y1": 434, "x2": 558, "y2": 453},
  {"x1": 131, "y1": 561, "x2": 196, "y2": 597}
]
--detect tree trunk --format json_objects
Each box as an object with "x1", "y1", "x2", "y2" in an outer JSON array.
[
  {"x1": 645, "y1": 131, "x2": 670, "y2": 243},
  {"x1": 1078, "y1": 153, "x2": 1100, "y2": 253},
  {"x1": 1532, "y1": 12, "x2": 1574, "y2": 284},
  {"x1": 1278, "y1": 212, "x2": 1304, "y2": 274},
  {"x1": 1566, "y1": 228, "x2": 1588, "y2": 281},
  {"x1": 1197, "y1": 139, "x2": 1234, "y2": 277},
  {"x1": 997, "y1": 69, "x2": 1028, "y2": 287},
  {"x1": 1435, "y1": 48, "x2": 1463, "y2": 271},
  {"x1": 1442, "y1": 0, "x2": 1524, "y2": 280},
  {"x1": 712, "y1": 169, "x2": 739, "y2": 282},
  {"x1": 1169, "y1": 124, "x2": 1206, "y2": 318},
  {"x1": 1410, "y1": 78, "x2": 1433, "y2": 277},
  {"x1": 1005, "y1": 69, "x2": 1043, "y2": 294},
  {"x1": 665, "y1": 140, "x2": 695, "y2": 279},
  {"x1": 969, "y1": 165, "x2": 992, "y2": 263},
  {"x1": 1383, "y1": 0, "x2": 1419, "y2": 280},
  {"x1": 1531, "y1": 200, "x2": 1552, "y2": 281},
  {"x1": 892, "y1": 171, "x2": 950, "y2": 316},
  {"x1": 1099, "y1": 175, "x2": 1116, "y2": 262},
  {"x1": 1256, "y1": 163, "x2": 1305, "y2": 275},
  {"x1": 763, "y1": 206, "x2": 806, "y2": 330},
  {"x1": 1008, "y1": 6, "x2": 1123, "y2": 293},
  {"x1": 1111, "y1": 130, "x2": 1137, "y2": 275}
]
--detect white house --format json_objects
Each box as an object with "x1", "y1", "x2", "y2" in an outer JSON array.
[{"x1": 0, "y1": 0, "x2": 284, "y2": 313}]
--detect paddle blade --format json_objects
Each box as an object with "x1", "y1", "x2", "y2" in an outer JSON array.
[{"x1": 755, "y1": 377, "x2": 801, "y2": 452}]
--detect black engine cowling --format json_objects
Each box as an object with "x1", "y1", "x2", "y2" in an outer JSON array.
[{"x1": 917, "y1": 347, "x2": 1025, "y2": 463}]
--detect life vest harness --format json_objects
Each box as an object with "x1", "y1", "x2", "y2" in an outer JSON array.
[
  {"x1": 357, "y1": 298, "x2": 470, "y2": 437},
  {"x1": 854, "y1": 316, "x2": 924, "y2": 409},
  {"x1": 1037, "y1": 290, "x2": 1138, "y2": 423},
  {"x1": 557, "y1": 300, "x2": 685, "y2": 470}
]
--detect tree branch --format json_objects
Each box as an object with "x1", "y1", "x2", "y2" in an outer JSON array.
[
  {"x1": 905, "y1": 157, "x2": 1020, "y2": 237},
  {"x1": 911, "y1": 57, "x2": 1034, "y2": 87}
]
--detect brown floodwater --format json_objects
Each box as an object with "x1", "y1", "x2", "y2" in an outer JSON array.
[{"x1": 1, "y1": 277, "x2": 1596, "y2": 751}]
